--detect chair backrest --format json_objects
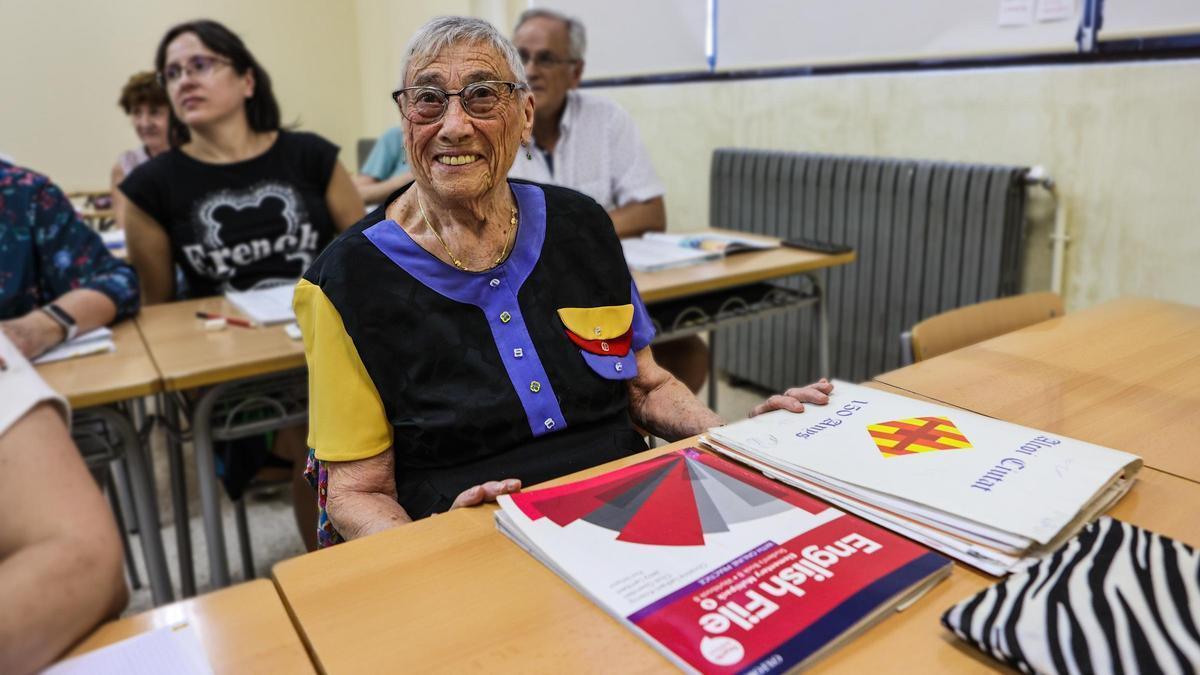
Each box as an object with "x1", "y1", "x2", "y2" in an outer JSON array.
[
  {"x1": 909, "y1": 291, "x2": 1064, "y2": 362},
  {"x1": 357, "y1": 138, "x2": 377, "y2": 172}
]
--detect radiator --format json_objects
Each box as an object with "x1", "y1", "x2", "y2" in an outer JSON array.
[{"x1": 710, "y1": 149, "x2": 1029, "y2": 388}]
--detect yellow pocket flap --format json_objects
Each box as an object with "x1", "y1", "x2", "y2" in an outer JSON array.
[{"x1": 557, "y1": 304, "x2": 634, "y2": 340}]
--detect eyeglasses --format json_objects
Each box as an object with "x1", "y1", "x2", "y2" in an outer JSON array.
[
  {"x1": 517, "y1": 50, "x2": 579, "y2": 69},
  {"x1": 157, "y1": 55, "x2": 232, "y2": 86},
  {"x1": 392, "y1": 81, "x2": 528, "y2": 125}
]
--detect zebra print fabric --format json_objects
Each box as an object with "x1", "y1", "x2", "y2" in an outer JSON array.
[{"x1": 942, "y1": 517, "x2": 1200, "y2": 674}]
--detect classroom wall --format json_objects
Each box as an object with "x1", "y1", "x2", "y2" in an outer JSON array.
[
  {"x1": 599, "y1": 59, "x2": 1200, "y2": 310},
  {"x1": 353, "y1": 0, "x2": 526, "y2": 141},
  {"x1": 0, "y1": 0, "x2": 363, "y2": 192},
  {"x1": 4, "y1": 2, "x2": 1193, "y2": 311}
]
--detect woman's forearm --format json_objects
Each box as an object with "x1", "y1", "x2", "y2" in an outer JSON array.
[
  {"x1": 326, "y1": 489, "x2": 413, "y2": 541},
  {"x1": 0, "y1": 533, "x2": 126, "y2": 674},
  {"x1": 628, "y1": 348, "x2": 724, "y2": 442}
]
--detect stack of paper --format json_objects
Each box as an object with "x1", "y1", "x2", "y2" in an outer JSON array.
[
  {"x1": 43, "y1": 624, "x2": 213, "y2": 675},
  {"x1": 497, "y1": 448, "x2": 951, "y2": 673},
  {"x1": 224, "y1": 284, "x2": 296, "y2": 325},
  {"x1": 34, "y1": 327, "x2": 115, "y2": 364},
  {"x1": 702, "y1": 381, "x2": 1143, "y2": 576},
  {"x1": 621, "y1": 232, "x2": 777, "y2": 272}
]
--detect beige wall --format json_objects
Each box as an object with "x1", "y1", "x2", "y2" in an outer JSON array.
[
  {"x1": 4, "y1": 2, "x2": 1193, "y2": 310},
  {"x1": 0, "y1": 0, "x2": 363, "y2": 191},
  {"x1": 354, "y1": 0, "x2": 526, "y2": 138},
  {"x1": 598, "y1": 60, "x2": 1200, "y2": 309}
]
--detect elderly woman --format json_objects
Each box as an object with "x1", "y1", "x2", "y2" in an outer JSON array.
[
  {"x1": 295, "y1": 17, "x2": 832, "y2": 545},
  {"x1": 111, "y1": 71, "x2": 170, "y2": 221}
]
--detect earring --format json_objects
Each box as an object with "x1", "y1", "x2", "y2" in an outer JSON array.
[{"x1": 523, "y1": 141, "x2": 533, "y2": 161}]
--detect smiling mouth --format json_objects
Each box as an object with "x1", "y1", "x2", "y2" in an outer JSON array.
[{"x1": 437, "y1": 154, "x2": 480, "y2": 166}]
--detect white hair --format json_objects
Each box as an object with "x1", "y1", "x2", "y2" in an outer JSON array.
[
  {"x1": 400, "y1": 16, "x2": 527, "y2": 88},
  {"x1": 514, "y1": 8, "x2": 587, "y2": 61}
]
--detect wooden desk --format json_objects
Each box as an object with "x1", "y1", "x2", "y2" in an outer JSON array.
[
  {"x1": 64, "y1": 580, "x2": 314, "y2": 674},
  {"x1": 36, "y1": 320, "x2": 160, "y2": 409},
  {"x1": 631, "y1": 228, "x2": 855, "y2": 304},
  {"x1": 875, "y1": 297, "x2": 1200, "y2": 483},
  {"x1": 137, "y1": 297, "x2": 304, "y2": 392},
  {"x1": 137, "y1": 297, "x2": 307, "y2": 593},
  {"x1": 273, "y1": 433, "x2": 1200, "y2": 673}
]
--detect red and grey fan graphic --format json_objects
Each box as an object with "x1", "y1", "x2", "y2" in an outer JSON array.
[{"x1": 509, "y1": 449, "x2": 824, "y2": 546}]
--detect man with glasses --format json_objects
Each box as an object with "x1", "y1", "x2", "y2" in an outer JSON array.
[
  {"x1": 508, "y1": 9, "x2": 665, "y2": 240},
  {"x1": 509, "y1": 9, "x2": 707, "y2": 394}
]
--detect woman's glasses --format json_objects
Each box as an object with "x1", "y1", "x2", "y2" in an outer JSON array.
[
  {"x1": 157, "y1": 55, "x2": 232, "y2": 86},
  {"x1": 392, "y1": 81, "x2": 527, "y2": 125}
]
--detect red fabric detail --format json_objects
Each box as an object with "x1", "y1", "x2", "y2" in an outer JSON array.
[{"x1": 563, "y1": 328, "x2": 632, "y2": 356}]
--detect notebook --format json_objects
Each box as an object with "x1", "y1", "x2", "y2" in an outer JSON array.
[
  {"x1": 702, "y1": 380, "x2": 1142, "y2": 576},
  {"x1": 621, "y1": 232, "x2": 777, "y2": 272},
  {"x1": 33, "y1": 327, "x2": 115, "y2": 364},
  {"x1": 496, "y1": 448, "x2": 951, "y2": 673}
]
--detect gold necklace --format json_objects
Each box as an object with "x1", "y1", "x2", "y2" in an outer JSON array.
[{"x1": 417, "y1": 195, "x2": 517, "y2": 271}]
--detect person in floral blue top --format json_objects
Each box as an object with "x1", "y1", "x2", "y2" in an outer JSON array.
[{"x1": 0, "y1": 160, "x2": 140, "y2": 359}]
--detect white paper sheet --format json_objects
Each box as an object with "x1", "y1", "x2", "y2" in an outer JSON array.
[
  {"x1": 42, "y1": 624, "x2": 213, "y2": 675},
  {"x1": 224, "y1": 284, "x2": 296, "y2": 325},
  {"x1": 33, "y1": 327, "x2": 115, "y2": 364},
  {"x1": 620, "y1": 238, "x2": 720, "y2": 272}
]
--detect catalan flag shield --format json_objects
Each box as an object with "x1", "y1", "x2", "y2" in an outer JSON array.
[{"x1": 867, "y1": 416, "x2": 972, "y2": 458}]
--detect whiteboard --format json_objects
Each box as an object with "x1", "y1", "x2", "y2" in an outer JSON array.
[
  {"x1": 717, "y1": 0, "x2": 1082, "y2": 71},
  {"x1": 530, "y1": 0, "x2": 710, "y2": 79},
  {"x1": 1101, "y1": 0, "x2": 1200, "y2": 41}
]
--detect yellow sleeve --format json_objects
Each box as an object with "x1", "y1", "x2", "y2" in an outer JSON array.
[{"x1": 294, "y1": 279, "x2": 393, "y2": 461}]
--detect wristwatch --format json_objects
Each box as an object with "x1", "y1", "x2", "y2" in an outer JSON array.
[{"x1": 41, "y1": 303, "x2": 78, "y2": 341}]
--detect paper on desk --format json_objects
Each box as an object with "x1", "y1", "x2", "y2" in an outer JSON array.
[
  {"x1": 42, "y1": 624, "x2": 214, "y2": 675},
  {"x1": 224, "y1": 284, "x2": 296, "y2": 325},
  {"x1": 33, "y1": 327, "x2": 115, "y2": 365},
  {"x1": 99, "y1": 229, "x2": 126, "y2": 250},
  {"x1": 642, "y1": 231, "x2": 777, "y2": 254},
  {"x1": 620, "y1": 238, "x2": 720, "y2": 272}
]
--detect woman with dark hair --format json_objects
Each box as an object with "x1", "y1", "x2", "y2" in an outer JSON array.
[
  {"x1": 119, "y1": 19, "x2": 363, "y2": 550},
  {"x1": 120, "y1": 19, "x2": 362, "y2": 302},
  {"x1": 111, "y1": 71, "x2": 169, "y2": 222}
]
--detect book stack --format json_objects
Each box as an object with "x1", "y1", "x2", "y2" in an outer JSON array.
[
  {"x1": 702, "y1": 381, "x2": 1143, "y2": 576},
  {"x1": 496, "y1": 448, "x2": 951, "y2": 673}
]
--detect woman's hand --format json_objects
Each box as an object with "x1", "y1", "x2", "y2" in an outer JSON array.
[
  {"x1": 0, "y1": 311, "x2": 64, "y2": 359},
  {"x1": 450, "y1": 479, "x2": 522, "y2": 509},
  {"x1": 749, "y1": 379, "x2": 835, "y2": 417}
]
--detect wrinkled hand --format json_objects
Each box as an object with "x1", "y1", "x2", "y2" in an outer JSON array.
[
  {"x1": 0, "y1": 312, "x2": 63, "y2": 360},
  {"x1": 749, "y1": 379, "x2": 834, "y2": 417},
  {"x1": 450, "y1": 478, "x2": 522, "y2": 510}
]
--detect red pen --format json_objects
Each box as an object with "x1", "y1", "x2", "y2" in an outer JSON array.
[{"x1": 195, "y1": 311, "x2": 258, "y2": 328}]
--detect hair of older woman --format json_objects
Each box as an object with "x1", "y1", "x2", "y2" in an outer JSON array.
[
  {"x1": 401, "y1": 16, "x2": 527, "y2": 88},
  {"x1": 153, "y1": 19, "x2": 281, "y2": 147},
  {"x1": 514, "y1": 8, "x2": 587, "y2": 61},
  {"x1": 117, "y1": 71, "x2": 168, "y2": 114}
]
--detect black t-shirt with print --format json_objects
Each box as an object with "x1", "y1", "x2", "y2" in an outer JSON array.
[{"x1": 120, "y1": 130, "x2": 340, "y2": 298}]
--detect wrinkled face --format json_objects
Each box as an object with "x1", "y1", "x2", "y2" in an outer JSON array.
[
  {"x1": 130, "y1": 103, "x2": 169, "y2": 150},
  {"x1": 401, "y1": 43, "x2": 533, "y2": 204},
  {"x1": 513, "y1": 16, "x2": 582, "y2": 121},
  {"x1": 162, "y1": 32, "x2": 254, "y2": 130}
]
